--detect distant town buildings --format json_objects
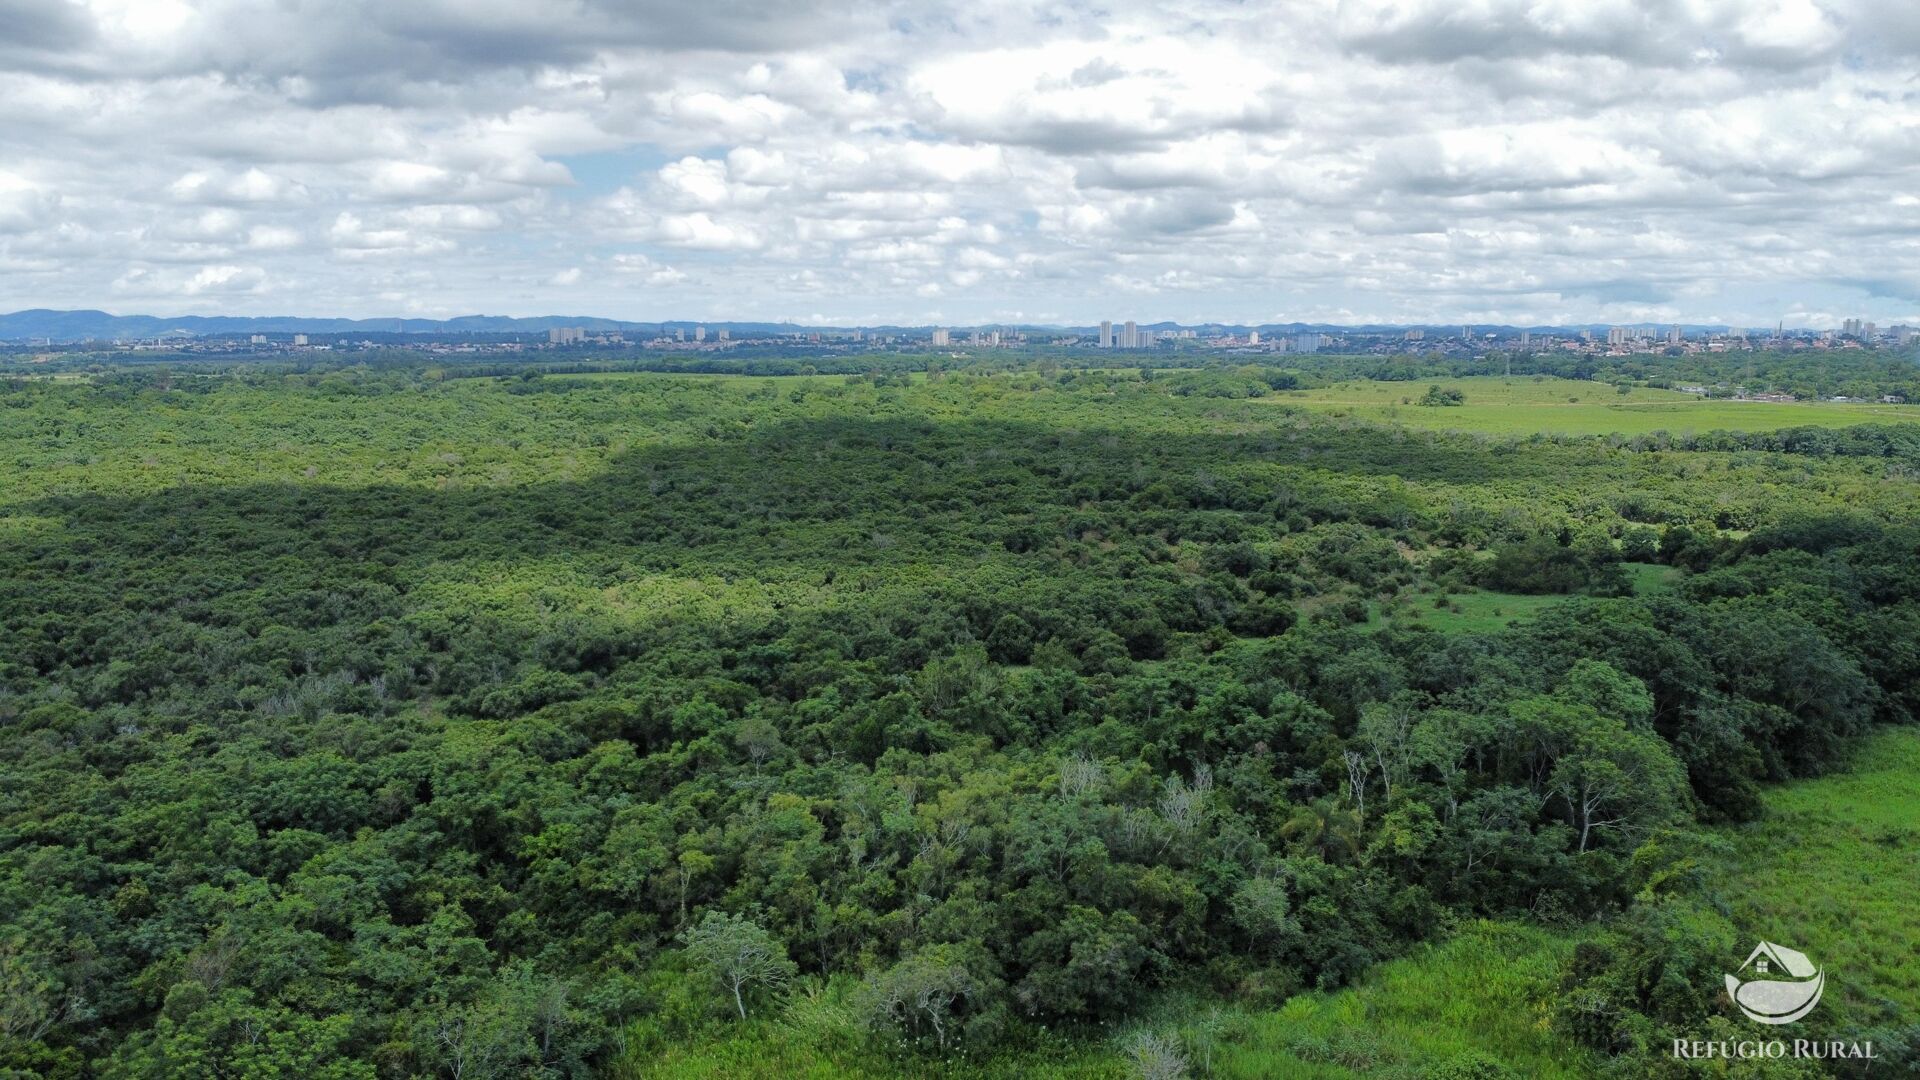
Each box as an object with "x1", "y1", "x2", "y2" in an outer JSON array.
[
  {"x1": 1081, "y1": 318, "x2": 1178, "y2": 349},
  {"x1": 53, "y1": 313, "x2": 1919, "y2": 362}
]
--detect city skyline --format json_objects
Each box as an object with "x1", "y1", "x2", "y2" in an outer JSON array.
[
  {"x1": 6, "y1": 304, "x2": 1910, "y2": 348},
  {"x1": 0, "y1": 305, "x2": 1911, "y2": 335},
  {"x1": 4, "y1": 2, "x2": 1920, "y2": 327}
]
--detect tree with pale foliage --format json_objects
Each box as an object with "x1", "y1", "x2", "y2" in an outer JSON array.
[
  {"x1": 865, "y1": 947, "x2": 983, "y2": 1051},
  {"x1": 1124, "y1": 1029, "x2": 1190, "y2": 1080},
  {"x1": 678, "y1": 912, "x2": 796, "y2": 1021}
]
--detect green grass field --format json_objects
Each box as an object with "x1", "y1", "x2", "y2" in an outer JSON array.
[
  {"x1": 611, "y1": 923, "x2": 1586, "y2": 1080},
  {"x1": 1277, "y1": 377, "x2": 1920, "y2": 436},
  {"x1": 1714, "y1": 728, "x2": 1920, "y2": 1025},
  {"x1": 1174, "y1": 728, "x2": 1920, "y2": 1078},
  {"x1": 1374, "y1": 590, "x2": 1564, "y2": 635},
  {"x1": 1185, "y1": 922, "x2": 1588, "y2": 1079},
  {"x1": 1373, "y1": 563, "x2": 1681, "y2": 635},
  {"x1": 611, "y1": 979, "x2": 1123, "y2": 1080}
]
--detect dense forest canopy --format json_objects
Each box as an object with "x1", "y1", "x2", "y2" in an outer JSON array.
[{"x1": 2, "y1": 365, "x2": 1918, "y2": 1077}]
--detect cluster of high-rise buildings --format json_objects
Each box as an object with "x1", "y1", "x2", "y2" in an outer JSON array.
[
  {"x1": 544, "y1": 325, "x2": 737, "y2": 347},
  {"x1": 1089, "y1": 320, "x2": 1206, "y2": 348},
  {"x1": 1603, "y1": 326, "x2": 1675, "y2": 346},
  {"x1": 1091, "y1": 320, "x2": 1225, "y2": 348},
  {"x1": 927, "y1": 327, "x2": 1032, "y2": 348}
]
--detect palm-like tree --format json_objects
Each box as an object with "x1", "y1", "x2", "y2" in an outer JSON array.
[{"x1": 1278, "y1": 797, "x2": 1365, "y2": 861}]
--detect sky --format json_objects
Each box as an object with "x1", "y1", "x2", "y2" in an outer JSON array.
[{"x1": 2, "y1": 0, "x2": 1920, "y2": 328}]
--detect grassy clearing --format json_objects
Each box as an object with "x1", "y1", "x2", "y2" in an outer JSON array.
[
  {"x1": 1712, "y1": 727, "x2": 1920, "y2": 1025},
  {"x1": 1197, "y1": 921, "x2": 1588, "y2": 1079},
  {"x1": 1375, "y1": 589, "x2": 1566, "y2": 635},
  {"x1": 610, "y1": 979, "x2": 1120, "y2": 1079},
  {"x1": 1276, "y1": 376, "x2": 1920, "y2": 436},
  {"x1": 613, "y1": 924, "x2": 1585, "y2": 1079},
  {"x1": 1184, "y1": 727, "x2": 1920, "y2": 1077},
  {"x1": 1374, "y1": 562, "x2": 1681, "y2": 635}
]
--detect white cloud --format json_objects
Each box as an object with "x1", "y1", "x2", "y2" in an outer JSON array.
[
  {"x1": 183, "y1": 263, "x2": 266, "y2": 294},
  {"x1": 0, "y1": 171, "x2": 58, "y2": 233},
  {"x1": 1, "y1": 1, "x2": 1918, "y2": 323},
  {"x1": 368, "y1": 162, "x2": 460, "y2": 201},
  {"x1": 170, "y1": 167, "x2": 307, "y2": 204},
  {"x1": 648, "y1": 211, "x2": 764, "y2": 251},
  {"x1": 246, "y1": 225, "x2": 303, "y2": 250},
  {"x1": 608, "y1": 252, "x2": 688, "y2": 285},
  {"x1": 327, "y1": 211, "x2": 457, "y2": 257}
]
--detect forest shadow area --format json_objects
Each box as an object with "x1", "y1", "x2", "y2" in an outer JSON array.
[{"x1": 0, "y1": 410, "x2": 1619, "y2": 702}]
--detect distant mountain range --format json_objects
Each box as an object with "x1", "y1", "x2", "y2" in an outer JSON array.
[
  {"x1": 0, "y1": 308, "x2": 1756, "y2": 343},
  {"x1": 0, "y1": 309, "x2": 816, "y2": 342}
]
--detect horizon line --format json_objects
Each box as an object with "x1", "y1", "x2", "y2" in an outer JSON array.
[{"x1": 0, "y1": 307, "x2": 1860, "y2": 333}]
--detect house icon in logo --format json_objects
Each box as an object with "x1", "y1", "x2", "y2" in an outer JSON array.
[{"x1": 1725, "y1": 942, "x2": 1824, "y2": 1025}]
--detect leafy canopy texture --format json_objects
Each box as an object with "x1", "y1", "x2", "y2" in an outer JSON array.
[{"x1": 0, "y1": 363, "x2": 1917, "y2": 1074}]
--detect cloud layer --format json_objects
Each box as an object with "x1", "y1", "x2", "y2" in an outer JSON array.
[{"x1": 2, "y1": 0, "x2": 1918, "y2": 326}]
